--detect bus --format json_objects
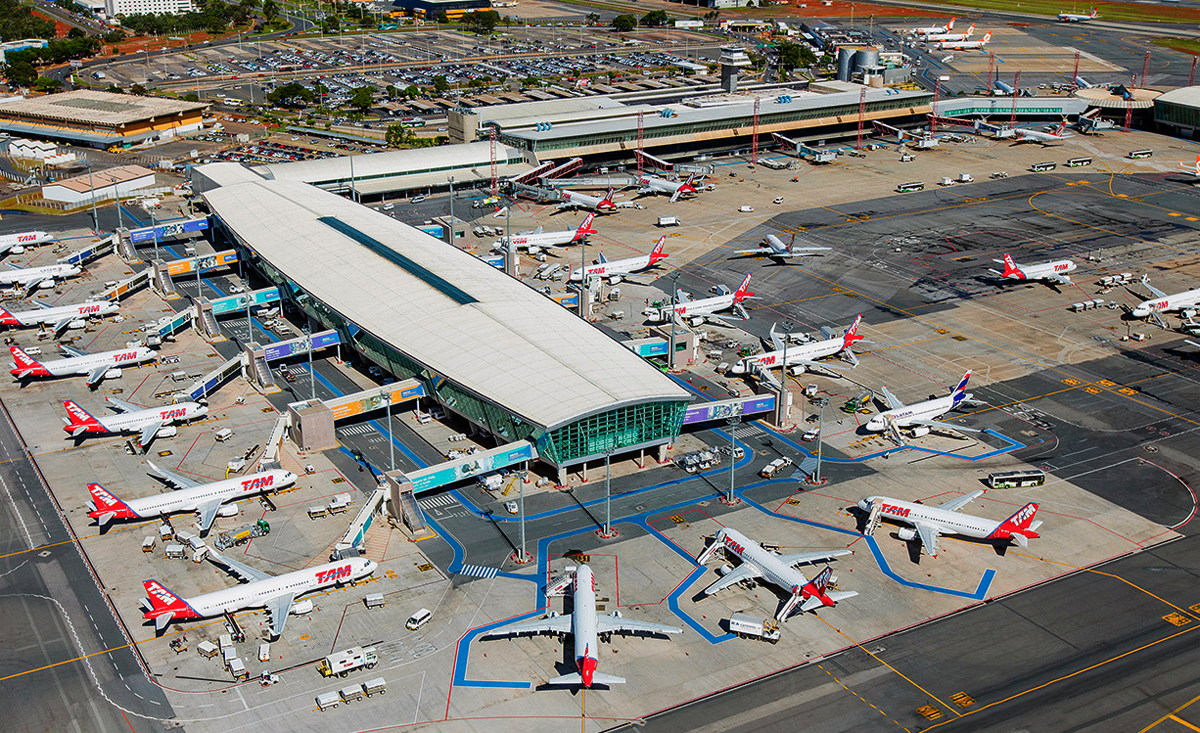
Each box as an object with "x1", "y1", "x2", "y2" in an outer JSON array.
[
  {"x1": 1066, "y1": 157, "x2": 1092, "y2": 167},
  {"x1": 1030, "y1": 161, "x2": 1057, "y2": 172},
  {"x1": 1128, "y1": 149, "x2": 1153, "y2": 159},
  {"x1": 896, "y1": 181, "x2": 925, "y2": 193},
  {"x1": 987, "y1": 469, "x2": 1046, "y2": 489}
]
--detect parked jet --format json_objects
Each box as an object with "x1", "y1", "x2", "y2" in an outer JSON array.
[
  {"x1": 63, "y1": 397, "x2": 208, "y2": 450},
  {"x1": 642, "y1": 273, "x2": 754, "y2": 326},
  {"x1": 1012, "y1": 122, "x2": 1070, "y2": 144},
  {"x1": 988, "y1": 253, "x2": 1077, "y2": 286},
  {"x1": 865, "y1": 371, "x2": 983, "y2": 442},
  {"x1": 934, "y1": 32, "x2": 993, "y2": 50},
  {"x1": 556, "y1": 188, "x2": 617, "y2": 213},
  {"x1": 0, "y1": 262, "x2": 81, "y2": 293},
  {"x1": 570, "y1": 236, "x2": 667, "y2": 284},
  {"x1": 11, "y1": 343, "x2": 155, "y2": 387},
  {"x1": 636, "y1": 173, "x2": 699, "y2": 203},
  {"x1": 1057, "y1": 8, "x2": 1097, "y2": 21},
  {"x1": 0, "y1": 230, "x2": 53, "y2": 257},
  {"x1": 858, "y1": 491, "x2": 1042, "y2": 557},
  {"x1": 695, "y1": 527, "x2": 856, "y2": 621},
  {"x1": 924, "y1": 23, "x2": 975, "y2": 43},
  {"x1": 733, "y1": 233, "x2": 830, "y2": 262},
  {"x1": 492, "y1": 213, "x2": 595, "y2": 254},
  {"x1": 909, "y1": 16, "x2": 955, "y2": 36},
  {"x1": 481, "y1": 564, "x2": 682, "y2": 687},
  {"x1": 730, "y1": 315, "x2": 864, "y2": 376},
  {"x1": 0, "y1": 300, "x2": 119, "y2": 336},
  {"x1": 141, "y1": 554, "x2": 377, "y2": 636},
  {"x1": 1131, "y1": 276, "x2": 1200, "y2": 319},
  {"x1": 87, "y1": 465, "x2": 296, "y2": 533}
]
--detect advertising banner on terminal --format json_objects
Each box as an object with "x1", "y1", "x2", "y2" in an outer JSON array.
[
  {"x1": 165, "y1": 250, "x2": 238, "y2": 276},
  {"x1": 683, "y1": 395, "x2": 775, "y2": 425},
  {"x1": 210, "y1": 287, "x2": 280, "y2": 316},
  {"x1": 330, "y1": 382, "x2": 426, "y2": 421},
  {"x1": 129, "y1": 216, "x2": 210, "y2": 243},
  {"x1": 263, "y1": 329, "x2": 341, "y2": 361},
  {"x1": 409, "y1": 441, "x2": 538, "y2": 494}
]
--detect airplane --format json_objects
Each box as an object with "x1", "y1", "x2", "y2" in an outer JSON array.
[
  {"x1": 1130, "y1": 276, "x2": 1200, "y2": 319},
  {"x1": 1057, "y1": 8, "x2": 1097, "y2": 21},
  {"x1": 1011, "y1": 122, "x2": 1070, "y2": 144},
  {"x1": 0, "y1": 230, "x2": 53, "y2": 257},
  {"x1": 934, "y1": 32, "x2": 992, "y2": 50},
  {"x1": 857, "y1": 491, "x2": 1042, "y2": 557},
  {"x1": 636, "y1": 173, "x2": 699, "y2": 203},
  {"x1": 642, "y1": 273, "x2": 754, "y2": 326},
  {"x1": 987, "y1": 252, "x2": 1077, "y2": 286},
  {"x1": 0, "y1": 300, "x2": 119, "y2": 337},
  {"x1": 480, "y1": 564, "x2": 682, "y2": 687},
  {"x1": 569, "y1": 236, "x2": 667, "y2": 284},
  {"x1": 0, "y1": 262, "x2": 82, "y2": 294},
  {"x1": 555, "y1": 188, "x2": 617, "y2": 213},
  {"x1": 491, "y1": 213, "x2": 596, "y2": 254},
  {"x1": 730, "y1": 314, "x2": 864, "y2": 376},
  {"x1": 695, "y1": 527, "x2": 857, "y2": 621},
  {"x1": 924, "y1": 23, "x2": 975, "y2": 43},
  {"x1": 864, "y1": 371, "x2": 984, "y2": 442},
  {"x1": 87, "y1": 464, "x2": 297, "y2": 534},
  {"x1": 1179, "y1": 155, "x2": 1200, "y2": 179},
  {"x1": 10, "y1": 343, "x2": 156, "y2": 388},
  {"x1": 908, "y1": 16, "x2": 955, "y2": 36},
  {"x1": 62, "y1": 397, "x2": 209, "y2": 450},
  {"x1": 732, "y1": 233, "x2": 831, "y2": 262},
  {"x1": 140, "y1": 553, "x2": 377, "y2": 637}
]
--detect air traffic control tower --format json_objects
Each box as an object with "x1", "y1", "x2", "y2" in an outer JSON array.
[{"x1": 719, "y1": 46, "x2": 752, "y2": 93}]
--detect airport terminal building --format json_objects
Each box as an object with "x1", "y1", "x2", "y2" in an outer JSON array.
[{"x1": 203, "y1": 175, "x2": 692, "y2": 472}]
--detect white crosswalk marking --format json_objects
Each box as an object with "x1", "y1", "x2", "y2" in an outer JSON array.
[
  {"x1": 337, "y1": 423, "x2": 376, "y2": 436},
  {"x1": 458, "y1": 564, "x2": 498, "y2": 579},
  {"x1": 417, "y1": 494, "x2": 458, "y2": 509}
]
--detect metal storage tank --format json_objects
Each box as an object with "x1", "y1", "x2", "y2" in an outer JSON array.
[
  {"x1": 836, "y1": 46, "x2": 859, "y2": 81},
  {"x1": 854, "y1": 48, "x2": 881, "y2": 72}
]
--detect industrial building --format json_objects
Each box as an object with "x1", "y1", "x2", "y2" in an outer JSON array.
[
  {"x1": 389, "y1": 0, "x2": 489, "y2": 19},
  {"x1": 103, "y1": 0, "x2": 194, "y2": 15},
  {"x1": 0, "y1": 90, "x2": 208, "y2": 148},
  {"x1": 1154, "y1": 86, "x2": 1200, "y2": 138},
  {"x1": 202, "y1": 175, "x2": 692, "y2": 475},
  {"x1": 0, "y1": 39, "x2": 47, "y2": 63},
  {"x1": 41, "y1": 164, "x2": 155, "y2": 206}
]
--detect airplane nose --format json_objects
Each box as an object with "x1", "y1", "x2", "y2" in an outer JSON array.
[{"x1": 857, "y1": 499, "x2": 872, "y2": 512}]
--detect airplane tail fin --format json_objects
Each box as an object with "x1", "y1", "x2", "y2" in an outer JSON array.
[
  {"x1": 87, "y1": 483, "x2": 132, "y2": 520},
  {"x1": 989, "y1": 502, "x2": 1041, "y2": 541},
  {"x1": 966, "y1": 23, "x2": 976, "y2": 34},
  {"x1": 733, "y1": 273, "x2": 755, "y2": 303},
  {"x1": 1000, "y1": 253, "x2": 1023, "y2": 278},
  {"x1": 950, "y1": 370, "x2": 972, "y2": 405},
  {"x1": 842, "y1": 314, "x2": 865, "y2": 351},
  {"x1": 947, "y1": 16, "x2": 955, "y2": 29},
  {"x1": 10, "y1": 345, "x2": 46, "y2": 374},
  {"x1": 63, "y1": 400, "x2": 103, "y2": 433},
  {"x1": 649, "y1": 236, "x2": 668, "y2": 263},
  {"x1": 982, "y1": 32, "x2": 992, "y2": 43},
  {"x1": 142, "y1": 579, "x2": 189, "y2": 613},
  {"x1": 1089, "y1": 8, "x2": 1097, "y2": 16},
  {"x1": 601, "y1": 187, "x2": 616, "y2": 207},
  {"x1": 0, "y1": 304, "x2": 18, "y2": 327},
  {"x1": 575, "y1": 213, "x2": 597, "y2": 239}
]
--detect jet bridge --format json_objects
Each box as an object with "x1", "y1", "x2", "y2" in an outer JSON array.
[{"x1": 57, "y1": 235, "x2": 117, "y2": 267}]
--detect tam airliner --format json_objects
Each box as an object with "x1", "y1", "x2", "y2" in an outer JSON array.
[
  {"x1": 569, "y1": 236, "x2": 667, "y2": 284},
  {"x1": 858, "y1": 491, "x2": 1042, "y2": 557},
  {"x1": 11, "y1": 343, "x2": 156, "y2": 387},
  {"x1": 642, "y1": 273, "x2": 754, "y2": 325},
  {"x1": 63, "y1": 397, "x2": 208, "y2": 450},
  {"x1": 988, "y1": 253, "x2": 1077, "y2": 286},
  {"x1": 0, "y1": 300, "x2": 119, "y2": 336},
  {"x1": 730, "y1": 315, "x2": 864, "y2": 376}
]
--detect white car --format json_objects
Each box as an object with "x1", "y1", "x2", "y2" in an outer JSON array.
[
  {"x1": 773, "y1": 197, "x2": 784, "y2": 204},
  {"x1": 504, "y1": 501, "x2": 519, "y2": 515},
  {"x1": 739, "y1": 205, "x2": 754, "y2": 213}
]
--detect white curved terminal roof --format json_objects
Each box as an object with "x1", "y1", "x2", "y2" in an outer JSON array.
[{"x1": 205, "y1": 179, "x2": 689, "y2": 430}]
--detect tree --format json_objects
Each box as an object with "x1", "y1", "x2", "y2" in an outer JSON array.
[
  {"x1": 402, "y1": 84, "x2": 419, "y2": 98},
  {"x1": 266, "y1": 80, "x2": 315, "y2": 107},
  {"x1": 432, "y1": 75, "x2": 449, "y2": 93},
  {"x1": 776, "y1": 40, "x2": 816, "y2": 71},
  {"x1": 129, "y1": 83, "x2": 148, "y2": 95},
  {"x1": 433, "y1": 9, "x2": 449, "y2": 23},
  {"x1": 104, "y1": 83, "x2": 124, "y2": 94},
  {"x1": 4, "y1": 57, "x2": 36, "y2": 86},
  {"x1": 348, "y1": 85, "x2": 374, "y2": 111},
  {"x1": 465, "y1": 9, "x2": 499, "y2": 33},
  {"x1": 611, "y1": 14, "x2": 636, "y2": 32},
  {"x1": 262, "y1": 0, "x2": 279, "y2": 21},
  {"x1": 384, "y1": 83, "x2": 397, "y2": 99},
  {"x1": 523, "y1": 76, "x2": 538, "y2": 87},
  {"x1": 182, "y1": 92, "x2": 200, "y2": 101},
  {"x1": 586, "y1": 12, "x2": 599, "y2": 25},
  {"x1": 385, "y1": 122, "x2": 412, "y2": 147},
  {"x1": 640, "y1": 9, "x2": 668, "y2": 27},
  {"x1": 33, "y1": 75, "x2": 61, "y2": 92}
]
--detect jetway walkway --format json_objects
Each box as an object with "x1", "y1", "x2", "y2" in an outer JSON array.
[
  {"x1": 542, "y1": 175, "x2": 637, "y2": 189},
  {"x1": 636, "y1": 150, "x2": 674, "y2": 172},
  {"x1": 537, "y1": 157, "x2": 582, "y2": 182},
  {"x1": 95, "y1": 269, "x2": 151, "y2": 302},
  {"x1": 58, "y1": 235, "x2": 117, "y2": 267},
  {"x1": 772, "y1": 133, "x2": 837, "y2": 163},
  {"x1": 508, "y1": 160, "x2": 557, "y2": 186},
  {"x1": 333, "y1": 488, "x2": 385, "y2": 557},
  {"x1": 259, "y1": 415, "x2": 289, "y2": 469},
  {"x1": 681, "y1": 394, "x2": 775, "y2": 426},
  {"x1": 179, "y1": 353, "x2": 243, "y2": 401},
  {"x1": 319, "y1": 379, "x2": 425, "y2": 422}
]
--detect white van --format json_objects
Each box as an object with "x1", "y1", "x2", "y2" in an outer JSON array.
[
  {"x1": 215, "y1": 428, "x2": 233, "y2": 442},
  {"x1": 382, "y1": 202, "x2": 395, "y2": 211},
  {"x1": 405, "y1": 608, "x2": 432, "y2": 630}
]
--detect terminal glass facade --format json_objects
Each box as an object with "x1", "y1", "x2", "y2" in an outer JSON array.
[
  {"x1": 538, "y1": 401, "x2": 686, "y2": 466},
  {"x1": 1156, "y1": 100, "x2": 1200, "y2": 131}
]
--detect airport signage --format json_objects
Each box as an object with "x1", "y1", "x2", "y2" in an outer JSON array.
[
  {"x1": 682, "y1": 395, "x2": 775, "y2": 425},
  {"x1": 210, "y1": 287, "x2": 280, "y2": 316},
  {"x1": 263, "y1": 329, "x2": 341, "y2": 361},
  {"x1": 165, "y1": 250, "x2": 238, "y2": 277},
  {"x1": 129, "y1": 216, "x2": 210, "y2": 243},
  {"x1": 409, "y1": 441, "x2": 537, "y2": 493}
]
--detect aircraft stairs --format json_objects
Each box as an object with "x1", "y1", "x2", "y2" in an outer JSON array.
[
  {"x1": 863, "y1": 504, "x2": 883, "y2": 536},
  {"x1": 249, "y1": 351, "x2": 275, "y2": 392},
  {"x1": 197, "y1": 305, "x2": 221, "y2": 340},
  {"x1": 152, "y1": 263, "x2": 176, "y2": 299},
  {"x1": 396, "y1": 488, "x2": 426, "y2": 535}
]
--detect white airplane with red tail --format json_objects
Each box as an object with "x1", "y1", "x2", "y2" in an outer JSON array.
[
  {"x1": 492, "y1": 213, "x2": 596, "y2": 254},
  {"x1": 481, "y1": 564, "x2": 682, "y2": 687},
  {"x1": 988, "y1": 252, "x2": 1077, "y2": 286},
  {"x1": 556, "y1": 188, "x2": 617, "y2": 213},
  {"x1": 909, "y1": 16, "x2": 955, "y2": 36},
  {"x1": 11, "y1": 343, "x2": 155, "y2": 387},
  {"x1": 696, "y1": 527, "x2": 856, "y2": 621},
  {"x1": 935, "y1": 31, "x2": 992, "y2": 50},
  {"x1": 642, "y1": 273, "x2": 755, "y2": 326},
  {"x1": 637, "y1": 173, "x2": 700, "y2": 203},
  {"x1": 141, "y1": 553, "x2": 377, "y2": 636},
  {"x1": 0, "y1": 230, "x2": 53, "y2": 257},
  {"x1": 730, "y1": 314, "x2": 864, "y2": 376},
  {"x1": 858, "y1": 491, "x2": 1042, "y2": 557},
  {"x1": 63, "y1": 397, "x2": 208, "y2": 450},
  {"x1": 1012, "y1": 122, "x2": 1070, "y2": 144},
  {"x1": 87, "y1": 463, "x2": 296, "y2": 533},
  {"x1": 0, "y1": 300, "x2": 119, "y2": 336},
  {"x1": 570, "y1": 236, "x2": 667, "y2": 284},
  {"x1": 1180, "y1": 155, "x2": 1200, "y2": 179}
]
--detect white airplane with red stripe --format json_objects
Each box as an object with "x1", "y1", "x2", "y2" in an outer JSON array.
[
  {"x1": 988, "y1": 252, "x2": 1076, "y2": 285},
  {"x1": 493, "y1": 213, "x2": 596, "y2": 253},
  {"x1": 1058, "y1": 8, "x2": 1097, "y2": 21},
  {"x1": 481, "y1": 564, "x2": 682, "y2": 687},
  {"x1": 0, "y1": 230, "x2": 53, "y2": 256},
  {"x1": 909, "y1": 16, "x2": 955, "y2": 36},
  {"x1": 924, "y1": 23, "x2": 975, "y2": 42},
  {"x1": 857, "y1": 491, "x2": 1042, "y2": 557},
  {"x1": 141, "y1": 554, "x2": 377, "y2": 637},
  {"x1": 87, "y1": 463, "x2": 296, "y2": 533},
  {"x1": 11, "y1": 343, "x2": 155, "y2": 387},
  {"x1": 935, "y1": 31, "x2": 992, "y2": 50},
  {"x1": 642, "y1": 273, "x2": 754, "y2": 325},
  {"x1": 1012, "y1": 121, "x2": 1070, "y2": 144},
  {"x1": 1131, "y1": 276, "x2": 1200, "y2": 319},
  {"x1": 730, "y1": 314, "x2": 864, "y2": 375},
  {"x1": 696, "y1": 527, "x2": 856, "y2": 621},
  {"x1": 63, "y1": 397, "x2": 208, "y2": 450},
  {"x1": 570, "y1": 236, "x2": 667, "y2": 284},
  {"x1": 637, "y1": 173, "x2": 700, "y2": 203},
  {"x1": 556, "y1": 188, "x2": 617, "y2": 213},
  {"x1": 0, "y1": 300, "x2": 119, "y2": 336}
]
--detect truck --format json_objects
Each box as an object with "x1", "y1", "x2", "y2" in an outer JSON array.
[
  {"x1": 759, "y1": 457, "x2": 793, "y2": 479},
  {"x1": 728, "y1": 613, "x2": 781, "y2": 643},
  {"x1": 657, "y1": 216, "x2": 680, "y2": 227},
  {"x1": 317, "y1": 646, "x2": 379, "y2": 678},
  {"x1": 214, "y1": 520, "x2": 270, "y2": 551}
]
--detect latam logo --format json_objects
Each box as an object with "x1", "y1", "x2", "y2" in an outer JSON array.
[
  {"x1": 315, "y1": 564, "x2": 353, "y2": 584},
  {"x1": 882, "y1": 503, "x2": 911, "y2": 518},
  {"x1": 145, "y1": 580, "x2": 178, "y2": 607},
  {"x1": 241, "y1": 475, "x2": 275, "y2": 491},
  {"x1": 113, "y1": 351, "x2": 141, "y2": 363},
  {"x1": 723, "y1": 536, "x2": 746, "y2": 556},
  {"x1": 159, "y1": 408, "x2": 187, "y2": 420}
]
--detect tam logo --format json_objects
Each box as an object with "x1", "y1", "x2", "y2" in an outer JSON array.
[
  {"x1": 881, "y1": 503, "x2": 910, "y2": 518},
  {"x1": 92, "y1": 485, "x2": 118, "y2": 506},
  {"x1": 760, "y1": 355, "x2": 777, "y2": 366},
  {"x1": 1010, "y1": 504, "x2": 1037, "y2": 525},
  {"x1": 241, "y1": 475, "x2": 275, "y2": 491},
  {"x1": 80, "y1": 305, "x2": 101, "y2": 314},
  {"x1": 146, "y1": 581, "x2": 177, "y2": 606},
  {"x1": 159, "y1": 408, "x2": 186, "y2": 420},
  {"x1": 17, "y1": 234, "x2": 35, "y2": 243},
  {"x1": 1054, "y1": 263, "x2": 1070, "y2": 271},
  {"x1": 1158, "y1": 300, "x2": 1169, "y2": 309},
  {"x1": 723, "y1": 537, "x2": 746, "y2": 556},
  {"x1": 315, "y1": 565, "x2": 353, "y2": 584},
  {"x1": 113, "y1": 351, "x2": 140, "y2": 363}
]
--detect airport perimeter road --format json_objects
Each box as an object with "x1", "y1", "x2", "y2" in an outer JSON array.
[
  {"x1": 0, "y1": 402, "x2": 175, "y2": 733},
  {"x1": 606, "y1": 535, "x2": 1200, "y2": 733}
]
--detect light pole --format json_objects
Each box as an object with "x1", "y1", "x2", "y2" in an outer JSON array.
[
  {"x1": 149, "y1": 207, "x2": 159, "y2": 261},
  {"x1": 386, "y1": 387, "x2": 394, "y2": 471},
  {"x1": 668, "y1": 271, "x2": 679, "y2": 371},
  {"x1": 599, "y1": 451, "x2": 617, "y2": 538},
  {"x1": 578, "y1": 222, "x2": 587, "y2": 318},
  {"x1": 305, "y1": 326, "x2": 315, "y2": 401},
  {"x1": 84, "y1": 160, "x2": 98, "y2": 234},
  {"x1": 812, "y1": 398, "x2": 828, "y2": 485},
  {"x1": 724, "y1": 415, "x2": 741, "y2": 505},
  {"x1": 447, "y1": 175, "x2": 455, "y2": 244},
  {"x1": 780, "y1": 318, "x2": 793, "y2": 425}
]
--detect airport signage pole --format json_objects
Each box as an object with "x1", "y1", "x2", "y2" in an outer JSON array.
[
  {"x1": 578, "y1": 225, "x2": 587, "y2": 319},
  {"x1": 725, "y1": 415, "x2": 740, "y2": 505},
  {"x1": 150, "y1": 208, "x2": 159, "y2": 262},
  {"x1": 814, "y1": 398, "x2": 828, "y2": 484},
  {"x1": 85, "y1": 160, "x2": 98, "y2": 234},
  {"x1": 448, "y1": 176, "x2": 455, "y2": 244},
  {"x1": 518, "y1": 476, "x2": 527, "y2": 561},
  {"x1": 599, "y1": 450, "x2": 617, "y2": 538},
  {"x1": 780, "y1": 319, "x2": 792, "y2": 424},
  {"x1": 669, "y1": 272, "x2": 679, "y2": 371},
  {"x1": 305, "y1": 327, "x2": 315, "y2": 401},
  {"x1": 387, "y1": 388, "x2": 394, "y2": 472}
]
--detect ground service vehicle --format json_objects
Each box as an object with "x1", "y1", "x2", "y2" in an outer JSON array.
[
  {"x1": 728, "y1": 613, "x2": 781, "y2": 643},
  {"x1": 987, "y1": 469, "x2": 1046, "y2": 488},
  {"x1": 214, "y1": 519, "x2": 270, "y2": 550},
  {"x1": 318, "y1": 646, "x2": 378, "y2": 677},
  {"x1": 316, "y1": 691, "x2": 341, "y2": 710}
]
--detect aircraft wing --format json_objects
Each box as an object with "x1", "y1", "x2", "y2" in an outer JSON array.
[
  {"x1": 264, "y1": 592, "x2": 297, "y2": 637},
  {"x1": 207, "y1": 550, "x2": 273, "y2": 583},
  {"x1": 1141, "y1": 277, "x2": 1167, "y2": 299},
  {"x1": 60, "y1": 344, "x2": 88, "y2": 358},
  {"x1": 909, "y1": 419, "x2": 981, "y2": 435},
  {"x1": 51, "y1": 316, "x2": 76, "y2": 338},
  {"x1": 138, "y1": 421, "x2": 163, "y2": 449},
  {"x1": 147, "y1": 460, "x2": 201, "y2": 489},
  {"x1": 701, "y1": 563, "x2": 762, "y2": 596},
  {"x1": 733, "y1": 247, "x2": 771, "y2": 257},
  {"x1": 914, "y1": 523, "x2": 941, "y2": 556},
  {"x1": 792, "y1": 358, "x2": 846, "y2": 373},
  {"x1": 768, "y1": 323, "x2": 785, "y2": 351},
  {"x1": 20, "y1": 277, "x2": 49, "y2": 298},
  {"x1": 595, "y1": 614, "x2": 683, "y2": 636},
  {"x1": 775, "y1": 549, "x2": 852, "y2": 567},
  {"x1": 195, "y1": 499, "x2": 224, "y2": 534},
  {"x1": 785, "y1": 247, "x2": 832, "y2": 257},
  {"x1": 937, "y1": 490, "x2": 984, "y2": 513},
  {"x1": 85, "y1": 364, "x2": 110, "y2": 388},
  {"x1": 670, "y1": 189, "x2": 685, "y2": 203},
  {"x1": 106, "y1": 397, "x2": 140, "y2": 414},
  {"x1": 1044, "y1": 274, "x2": 1072, "y2": 285},
  {"x1": 481, "y1": 613, "x2": 573, "y2": 638},
  {"x1": 880, "y1": 386, "x2": 905, "y2": 411},
  {"x1": 30, "y1": 300, "x2": 52, "y2": 310}
]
